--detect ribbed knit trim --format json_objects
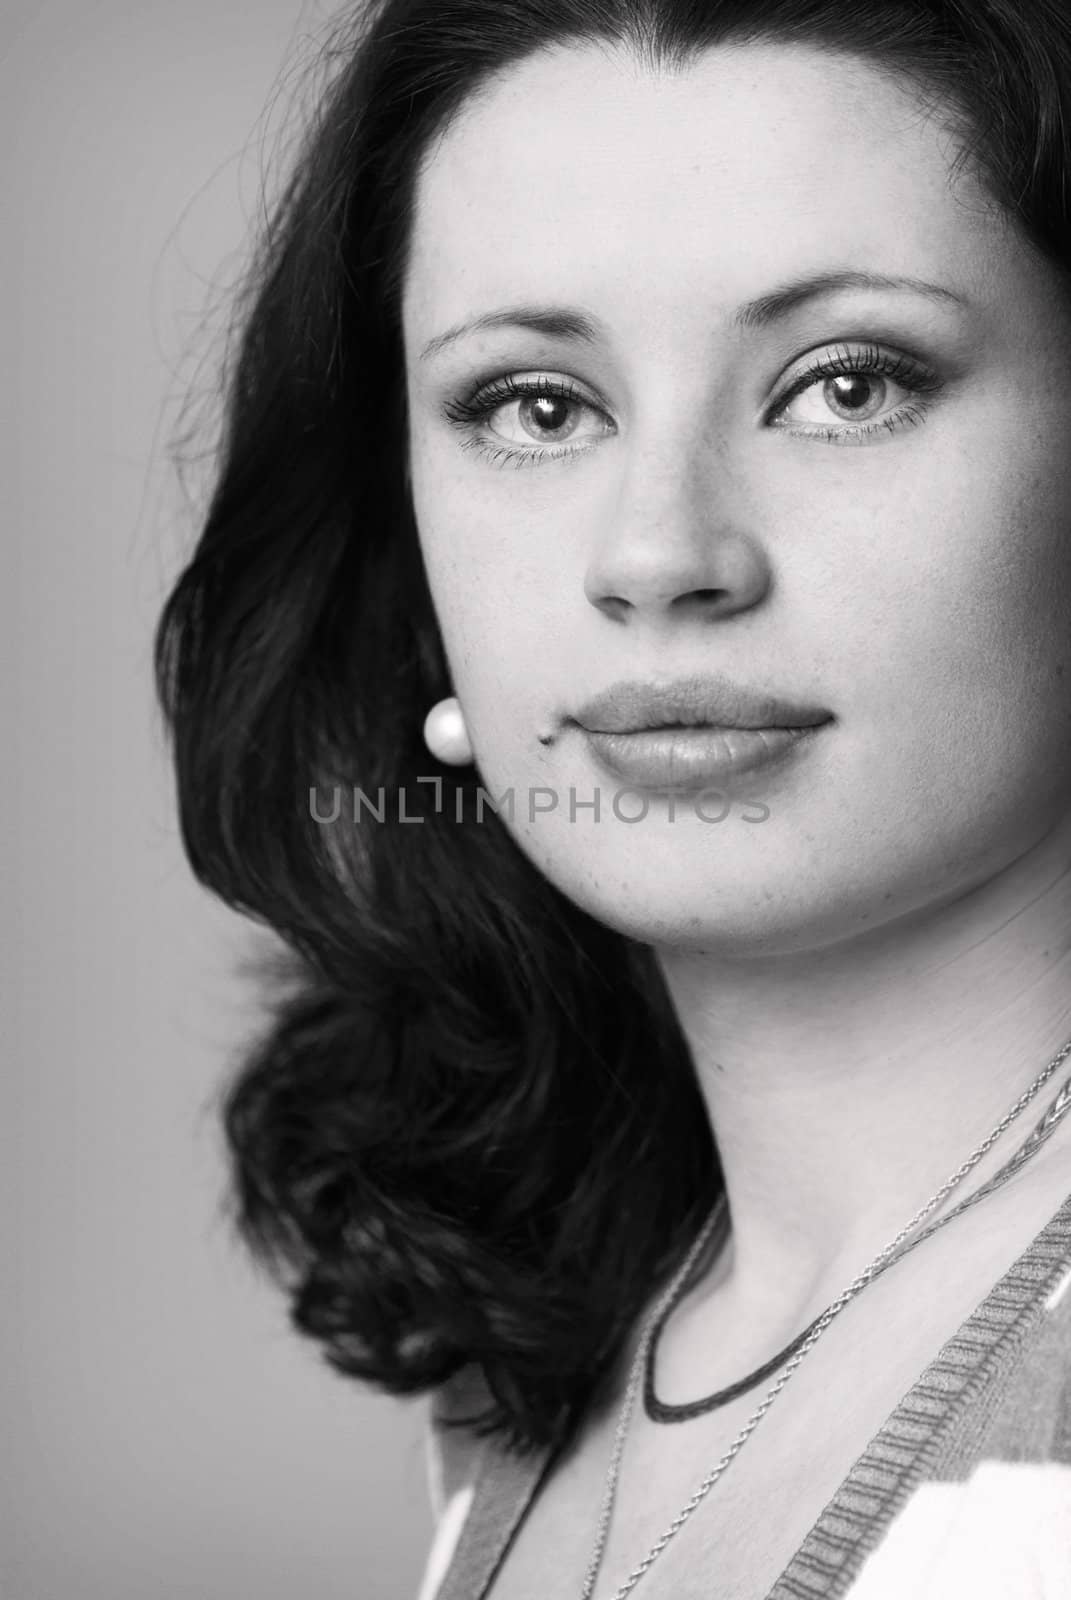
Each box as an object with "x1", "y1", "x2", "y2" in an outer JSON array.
[{"x1": 767, "y1": 1189, "x2": 1071, "y2": 1598}]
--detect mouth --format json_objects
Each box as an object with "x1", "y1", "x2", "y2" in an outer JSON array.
[
  {"x1": 568, "y1": 673, "x2": 833, "y2": 737},
  {"x1": 560, "y1": 675, "x2": 834, "y2": 792},
  {"x1": 579, "y1": 717, "x2": 828, "y2": 734},
  {"x1": 577, "y1": 721, "x2": 830, "y2": 792}
]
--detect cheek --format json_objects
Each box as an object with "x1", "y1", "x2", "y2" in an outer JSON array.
[
  {"x1": 411, "y1": 451, "x2": 580, "y2": 724},
  {"x1": 818, "y1": 417, "x2": 1071, "y2": 848}
]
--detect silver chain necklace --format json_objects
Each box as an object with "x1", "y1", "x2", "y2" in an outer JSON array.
[{"x1": 577, "y1": 1035, "x2": 1071, "y2": 1600}]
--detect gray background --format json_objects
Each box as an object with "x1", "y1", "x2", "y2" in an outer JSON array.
[{"x1": 6, "y1": 3, "x2": 434, "y2": 1596}]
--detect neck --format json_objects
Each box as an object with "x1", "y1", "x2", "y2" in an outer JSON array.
[{"x1": 656, "y1": 827, "x2": 1071, "y2": 1307}]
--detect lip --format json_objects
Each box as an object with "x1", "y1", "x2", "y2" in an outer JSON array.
[
  {"x1": 580, "y1": 724, "x2": 826, "y2": 792},
  {"x1": 569, "y1": 673, "x2": 833, "y2": 735}
]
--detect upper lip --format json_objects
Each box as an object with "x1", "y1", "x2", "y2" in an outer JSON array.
[{"x1": 569, "y1": 674, "x2": 833, "y2": 734}]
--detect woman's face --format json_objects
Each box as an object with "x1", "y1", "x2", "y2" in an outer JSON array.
[{"x1": 402, "y1": 42, "x2": 1071, "y2": 955}]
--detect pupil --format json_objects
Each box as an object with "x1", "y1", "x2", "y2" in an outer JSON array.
[
  {"x1": 528, "y1": 396, "x2": 568, "y2": 431},
  {"x1": 829, "y1": 374, "x2": 874, "y2": 411}
]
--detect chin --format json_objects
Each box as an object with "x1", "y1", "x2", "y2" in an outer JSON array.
[
  {"x1": 523, "y1": 816, "x2": 971, "y2": 958},
  {"x1": 515, "y1": 832, "x2": 838, "y2": 954}
]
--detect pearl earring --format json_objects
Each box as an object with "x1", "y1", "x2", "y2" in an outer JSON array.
[{"x1": 423, "y1": 695, "x2": 473, "y2": 765}]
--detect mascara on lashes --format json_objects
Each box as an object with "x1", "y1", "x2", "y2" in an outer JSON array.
[{"x1": 440, "y1": 343, "x2": 946, "y2": 464}]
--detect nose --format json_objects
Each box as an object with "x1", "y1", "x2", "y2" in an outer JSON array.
[{"x1": 583, "y1": 435, "x2": 771, "y2": 626}]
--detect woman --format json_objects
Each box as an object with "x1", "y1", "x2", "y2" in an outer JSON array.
[{"x1": 155, "y1": 0, "x2": 1071, "y2": 1594}]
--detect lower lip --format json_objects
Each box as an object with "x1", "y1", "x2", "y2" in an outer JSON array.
[{"x1": 579, "y1": 723, "x2": 828, "y2": 792}]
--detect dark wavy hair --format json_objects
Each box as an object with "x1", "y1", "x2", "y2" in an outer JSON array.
[{"x1": 155, "y1": 0, "x2": 1071, "y2": 1456}]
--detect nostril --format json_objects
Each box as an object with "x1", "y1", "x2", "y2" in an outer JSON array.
[{"x1": 591, "y1": 594, "x2": 632, "y2": 622}]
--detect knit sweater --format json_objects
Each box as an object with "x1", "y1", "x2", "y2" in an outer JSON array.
[{"x1": 417, "y1": 1188, "x2": 1071, "y2": 1599}]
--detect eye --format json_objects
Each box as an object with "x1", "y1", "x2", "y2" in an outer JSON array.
[
  {"x1": 786, "y1": 372, "x2": 893, "y2": 425},
  {"x1": 487, "y1": 385, "x2": 600, "y2": 448},
  {"x1": 442, "y1": 373, "x2": 614, "y2": 466},
  {"x1": 768, "y1": 342, "x2": 943, "y2": 441}
]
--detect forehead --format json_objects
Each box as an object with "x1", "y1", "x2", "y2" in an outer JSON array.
[{"x1": 403, "y1": 41, "x2": 998, "y2": 339}]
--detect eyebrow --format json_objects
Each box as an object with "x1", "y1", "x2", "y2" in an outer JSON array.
[{"x1": 417, "y1": 270, "x2": 969, "y2": 362}]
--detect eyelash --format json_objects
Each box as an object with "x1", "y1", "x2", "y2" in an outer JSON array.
[{"x1": 440, "y1": 345, "x2": 945, "y2": 468}]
